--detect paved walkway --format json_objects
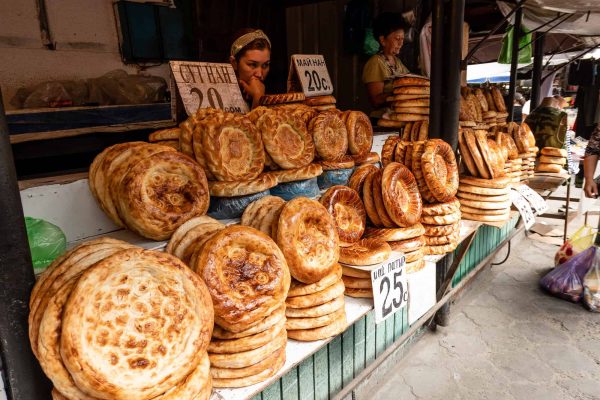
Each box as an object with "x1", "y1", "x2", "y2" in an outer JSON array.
[{"x1": 369, "y1": 237, "x2": 600, "y2": 400}]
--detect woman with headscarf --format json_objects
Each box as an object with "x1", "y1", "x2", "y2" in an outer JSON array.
[{"x1": 229, "y1": 29, "x2": 271, "y2": 109}]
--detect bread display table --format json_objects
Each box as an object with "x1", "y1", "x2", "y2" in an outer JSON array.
[{"x1": 528, "y1": 171, "x2": 575, "y2": 241}]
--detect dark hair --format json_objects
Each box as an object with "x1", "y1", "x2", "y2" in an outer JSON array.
[
  {"x1": 372, "y1": 12, "x2": 409, "y2": 41},
  {"x1": 231, "y1": 28, "x2": 271, "y2": 62}
]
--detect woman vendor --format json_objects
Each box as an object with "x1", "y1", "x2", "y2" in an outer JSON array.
[
  {"x1": 229, "y1": 29, "x2": 271, "y2": 109},
  {"x1": 362, "y1": 13, "x2": 410, "y2": 120}
]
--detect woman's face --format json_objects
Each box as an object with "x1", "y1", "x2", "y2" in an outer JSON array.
[
  {"x1": 232, "y1": 49, "x2": 271, "y2": 83},
  {"x1": 379, "y1": 29, "x2": 405, "y2": 56}
]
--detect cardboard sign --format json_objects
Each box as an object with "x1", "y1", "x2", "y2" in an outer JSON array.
[
  {"x1": 510, "y1": 189, "x2": 535, "y2": 229},
  {"x1": 170, "y1": 61, "x2": 248, "y2": 117},
  {"x1": 287, "y1": 55, "x2": 334, "y2": 97},
  {"x1": 371, "y1": 254, "x2": 408, "y2": 324},
  {"x1": 517, "y1": 185, "x2": 548, "y2": 215}
]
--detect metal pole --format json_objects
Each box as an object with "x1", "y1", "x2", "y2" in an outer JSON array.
[
  {"x1": 439, "y1": 0, "x2": 465, "y2": 151},
  {"x1": 428, "y1": 0, "x2": 444, "y2": 139},
  {"x1": 530, "y1": 32, "x2": 545, "y2": 109},
  {"x1": 0, "y1": 91, "x2": 51, "y2": 399},
  {"x1": 507, "y1": 7, "x2": 523, "y2": 122}
]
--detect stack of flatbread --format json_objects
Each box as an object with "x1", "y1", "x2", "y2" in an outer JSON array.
[
  {"x1": 190, "y1": 225, "x2": 290, "y2": 387},
  {"x1": 304, "y1": 95, "x2": 338, "y2": 112},
  {"x1": 504, "y1": 158, "x2": 523, "y2": 185},
  {"x1": 148, "y1": 127, "x2": 181, "y2": 150},
  {"x1": 378, "y1": 74, "x2": 430, "y2": 128},
  {"x1": 457, "y1": 176, "x2": 512, "y2": 223},
  {"x1": 536, "y1": 146, "x2": 568, "y2": 174},
  {"x1": 420, "y1": 198, "x2": 461, "y2": 255},
  {"x1": 346, "y1": 162, "x2": 427, "y2": 272},
  {"x1": 319, "y1": 185, "x2": 377, "y2": 297},
  {"x1": 460, "y1": 86, "x2": 509, "y2": 129},
  {"x1": 339, "y1": 110, "x2": 378, "y2": 166},
  {"x1": 29, "y1": 238, "x2": 214, "y2": 400},
  {"x1": 89, "y1": 141, "x2": 210, "y2": 240},
  {"x1": 508, "y1": 121, "x2": 538, "y2": 182},
  {"x1": 273, "y1": 197, "x2": 348, "y2": 341}
]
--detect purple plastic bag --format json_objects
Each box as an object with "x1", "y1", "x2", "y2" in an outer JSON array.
[{"x1": 539, "y1": 246, "x2": 596, "y2": 302}]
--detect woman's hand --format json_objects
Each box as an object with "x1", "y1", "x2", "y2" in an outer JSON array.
[{"x1": 240, "y1": 76, "x2": 265, "y2": 109}]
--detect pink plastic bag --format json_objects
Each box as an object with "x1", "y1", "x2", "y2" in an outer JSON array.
[{"x1": 540, "y1": 246, "x2": 596, "y2": 302}]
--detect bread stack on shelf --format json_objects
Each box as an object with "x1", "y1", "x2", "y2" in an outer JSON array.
[
  {"x1": 347, "y1": 161, "x2": 427, "y2": 273},
  {"x1": 89, "y1": 141, "x2": 210, "y2": 240},
  {"x1": 378, "y1": 74, "x2": 430, "y2": 128},
  {"x1": 274, "y1": 197, "x2": 348, "y2": 341},
  {"x1": 191, "y1": 225, "x2": 290, "y2": 387},
  {"x1": 148, "y1": 127, "x2": 181, "y2": 150},
  {"x1": 536, "y1": 147, "x2": 568, "y2": 173},
  {"x1": 460, "y1": 86, "x2": 509, "y2": 129},
  {"x1": 511, "y1": 122, "x2": 538, "y2": 183},
  {"x1": 457, "y1": 129, "x2": 512, "y2": 223},
  {"x1": 380, "y1": 136, "x2": 461, "y2": 256},
  {"x1": 304, "y1": 95, "x2": 337, "y2": 112},
  {"x1": 29, "y1": 238, "x2": 214, "y2": 399},
  {"x1": 318, "y1": 185, "x2": 384, "y2": 298}
]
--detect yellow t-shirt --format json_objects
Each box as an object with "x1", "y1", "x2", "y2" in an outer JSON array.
[{"x1": 362, "y1": 54, "x2": 410, "y2": 118}]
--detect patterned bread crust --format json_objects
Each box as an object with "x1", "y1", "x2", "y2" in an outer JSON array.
[{"x1": 259, "y1": 92, "x2": 306, "y2": 106}]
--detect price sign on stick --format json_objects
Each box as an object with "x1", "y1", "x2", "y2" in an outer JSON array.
[
  {"x1": 510, "y1": 189, "x2": 536, "y2": 229},
  {"x1": 170, "y1": 61, "x2": 248, "y2": 118},
  {"x1": 371, "y1": 254, "x2": 408, "y2": 324},
  {"x1": 517, "y1": 185, "x2": 548, "y2": 215},
  {"x1": 287, "y1": 55, "x2": 334, "y2": 97}
]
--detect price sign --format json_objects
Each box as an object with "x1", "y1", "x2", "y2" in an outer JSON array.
[
  {"x1": 517, "y1": 185, "x2": 548, "y2": 215},
  {"x1": 565, "y1": 130, "x2": 578, "y2": 174},
  {"x1": 170, "y1": 61, "x2": 248, "y2": 118},
  {"x1": 510, "y1": 189, "x2": 535, "y2": 230},
  {"x1": 287, "y1": 55, "x2": 334, "y2": 97},
  {"x1": 371, "y1": 254, "x2": 408, "y2": 324}
]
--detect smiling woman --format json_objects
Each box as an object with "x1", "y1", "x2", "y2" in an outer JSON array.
[{"x1": 229, "y1": 28, "x2": 272, "y2": 109}]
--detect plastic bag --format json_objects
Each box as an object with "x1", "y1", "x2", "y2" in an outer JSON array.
[
  {"x1": 25, "y1": 217, "x2": 67, "y2": 274},
  {"x1": 540, "y1": 246, "x2": 596, "y2": 302},
  {"x1": 498, "y1": 24, "x2": 532, "y2": 64},
  {"x1": 554, "y1": 225, "x2": 596, "y2": 266},
  {"x1": 583, "y1": 252, "x2": 600, "y2": 312}
]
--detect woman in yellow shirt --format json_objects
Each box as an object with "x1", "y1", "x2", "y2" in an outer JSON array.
[{"x1": 362, "y1": 13, "x2": 410, "y2": 119}]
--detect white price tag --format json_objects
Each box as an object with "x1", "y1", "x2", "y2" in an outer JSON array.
[
  {"x1": 565, "y1": 130, "x2": 578, "y2": 174},
  {"x1": 170, "y1": 61, "x2": 249, "y2": 117},
  {"x1": 371, "y1": 254, "x2": 408, "y2": 324},
  {"x1": 287, "y1": 55, "x2": 334, "y2": 97},
  {"x1": 517, "y1": 185, "x2": 548, "y2": 215},
  {"x1": 510, "y1": 189, "x2": 536, "y2": 230}
]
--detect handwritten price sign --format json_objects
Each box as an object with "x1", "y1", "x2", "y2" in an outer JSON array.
[
  {"x1": 287, "y1": 55, "x2": 334, "y2": 97},
  {"x1": 517, "y1": 185, "x2": 548, "y2": 215},
  {"x1": 510, "y1": 189, "x2": 536, "y2": 230},
  {"x1": 371, "y1": 254, "x2": 408, "y2": 324},
  {"x1": 170, "y1": 61, "x2": 248, "y2": 117}
]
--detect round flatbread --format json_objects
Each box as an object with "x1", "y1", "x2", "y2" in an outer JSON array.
[
  {"x1": 539, "y1": 155, "x2": 566, "y2": 165},
  {"x1": 198, "y1": 226, "x2": 290, "y2": 332},
  {"x1": 377, "y1": 118, "x2": 409, "y2": 128},
  {"x1": 388, "y1": 113, "x2": 429, "y2": 122},
  {"x1": 149, "y1": 127, "x2": 180, "y2": 142},
  {"x1": 209, "y1": 331, "x2": 286, "y2": 369},
  {"x1": 423, "y1": 222, "x2": 459, "y2": 237},
  {"x1": 260, "y1": 92, "x2": 305, "y2": 105},
  {"x1": 458, "y1": 129, "x2": 479, "y2": 177},
  {"x1": 541, "y1": 147, "x2": 567, "y2": 157},
  {"x1": 341, "y1": 275, "x2": 372, "y2": 290},
  {"x1": 344, "y1": 111, "x2": 373, "y2": 155},
  {"x1": 535, "y1": 163, "x2": 564, "y2": 173},
  {"x1": 208, "y1": 320, "x2": 285, "y2": 354},
  {"x1": 286, "y1": 280, "x2": 346, "y2": 309},
  {"x1": 459, "y1": 175, "x2": 510, "y2": 189},
  {"x1": 421, "y1": 198, "x2": 460, "y2": 216},
  {"x1": 200, "y1": 115, "x2": 265, "y2": 181},
  {"x1": 463, "y1": 130, "x2": 490, "y2": 179},
  {"x1": 286, "y1": 312, "x2": 347, "y2": 341},
  {"x1": 348, "y1": 164, "x2": 379, "y2": 194},
  {"x1": 461, "y1": 211, "x2": 510, "y2": 222},
  {"x1": 456, "y1": 191, "x2": 510, "y2": 202},
  {"x1": 304, "y1": 95, "x2": 336, "y2": 106},
  {"x1": 392, "y1": 86, "x2": 430, "y2": 95},
  {"x1": 387, "y1": 236, "x2": 425, "y2": 253},
  {"x1": 458, "y1": 184, "x2": 510, "y2": 196},
  {"x1": 345, "y1": 288, "x2": 373, "y2": 298},
  {"x1": 309, "y1": 112, "x2": 349, "y2": 161},
  {"x1": 320, "y1": 186, "x2": 366, "y2": 246},
  {"x1": 381, "y1": 162, "x2": 423, "y2": 227},
  {"x1": 393, "y1": 106, "x2": 430, "y2": 115},
  {"x1": 381, "y1": 136, "x2": 401, "y2": 168},
  {"x1": 212, "y1": 304, "x2": 286, "y2": 340},
  {"x1": 372, "y1": 169, "x2": 396, "y2": 227},
  {"x1": 422, "y1": 140, "x2": 459, "y2": 202},
  {"x1": 460, "y1": 204, "x2": 509, "y2": 215},
  {"x1": 60, "y1": 249, "x2": 213, "y2": 400},
  {"x1": 363, "y1": 170, "x2": 382, "y2": 227},
  {"x1": 116, "y1": 150, "x2": 210, "y2": 240},
  {"x1": 276, "y1": 197, "x2": 339, "y2": 283},
  {"x1": 342, "y1": 266, "x2": 371, "y2": 278},
  {"x1": 288, "y1": 264, "x2": 342, "y2": 297},
  {"x1": 339, "y1": 238, "x2": 392, "y2": 266},
  {"x1": 285, "y1": 295, "x2": 345, "y2": 318},
  {"x1": 287, "y1": 307, "x2": 346, "y2": 330},
  {"x1": 258, "y1": 111, "x2": 315, "y2": 169},
  {"x1": 363, "y1": 223, "x2": 425, "y2": 241},
  {"x1": 208, "y1": 173, "x2": 277, "y2": 197},
  {"x1": 352, "y1": 151, "x2": 380, "y2": 165},
  {"x1": 210, "y1": 346, "x2": 284, "y2": 381},
  {"x1": 319, "y1": 155, "x2": 356, "y2": 170},
  {"x1": 420, "y1": 211, "x2": 461, "y2": 225},
  {"x1": 268, "y1": 163, "x2": 323, "y2": 183}
]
